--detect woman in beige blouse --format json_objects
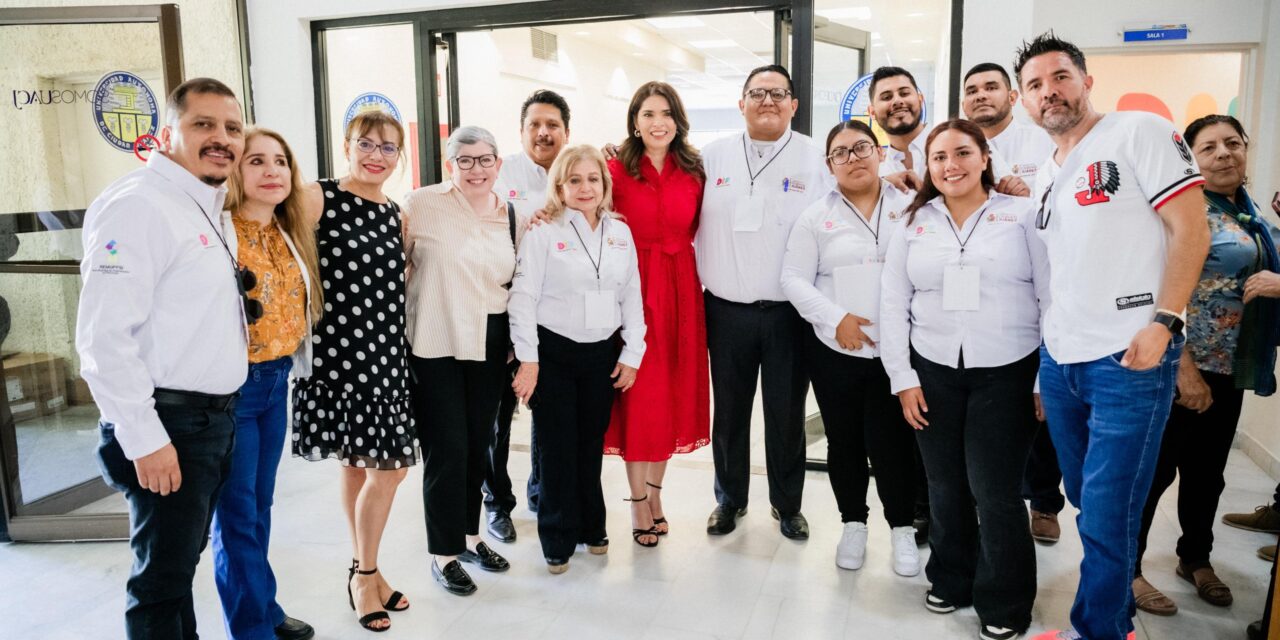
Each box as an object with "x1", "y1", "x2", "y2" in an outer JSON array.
[{"x1": 402, "y1": 126, "x2": 526, "y2": 596}]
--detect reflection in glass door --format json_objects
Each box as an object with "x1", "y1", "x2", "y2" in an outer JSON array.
[{"x1": 0, "y1": 7, "x2": 184, "y2": 541}]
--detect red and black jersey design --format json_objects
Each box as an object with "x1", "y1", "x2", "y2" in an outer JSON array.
[
  {"x1": 1172, "y1": 132, "x2": 1193, "y2": 165},
  {"x1": 1075, "y1": 160, "x2": 1120, "y2": 206}
]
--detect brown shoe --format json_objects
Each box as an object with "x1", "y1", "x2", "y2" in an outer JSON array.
[
  {"x1": 1259, "y1": 545, "x2": 1276, "y2": 563},
  {"x1": 1030, "y1": 509, "x2": 1061, "y2": 543},
  {"x1": 1222, "y1": 505, "x2": 1280, "y2": 533},
  {"x1": 1176, "y1": 562, "x2": 1233, "y2": 607},
  {"x1": 1133, "y1": 576, "x2": 1178, "y2": 616}
]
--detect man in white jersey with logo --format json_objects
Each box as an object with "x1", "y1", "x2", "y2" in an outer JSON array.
[
  {"x1": 1015, "y1": 33, "x2": 1210, "y2": 640},
  {"x1": 700, "y1": 65, "x2": 831, "y2": 540}
]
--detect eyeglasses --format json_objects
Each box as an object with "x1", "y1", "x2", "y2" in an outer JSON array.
[
  {"x1": 354, "y1": 138, "x2": 400, "y2": 158},
  {"x1": 236, "y1": 266, "x2": 264, "y2": 324},
  {"x1": 453, "y1": 154, "x2": 498, "y2": 170},
  {"x1": 828, "y1": 141, "x2": 877, "y2": 165},
  {"x1": 1035, "y1": 180, "x2": 1054, "y2": 230},
  {"x1": 744, "y1": 88, "x2": 793, "y2": 104}
]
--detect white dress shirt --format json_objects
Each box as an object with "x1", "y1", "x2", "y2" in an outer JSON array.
[
  {"x1": 781, "y1": 183, "x2": 914, "y2": 358},
  {"x1": 77, "y1": 152, "x2": 248, "y2": 460},
  {"x1": 879, "y1": 125, "x2": 929, "y2": 179},
  {"x1": 880, "y1": 192, "x2": 1050, "y2": 393},
  {"x1": 988, "y1": 118, "x2": 1056, "y2": 192},
  {"x1": 495, "y1": 151, "x2": 550, "y2": 219},
  {"x1": 696, "y1": 130, "x2": 832, "y2": 303},
  {"x1": 509, "y1": 210, "x2": 646, "y2": 368}
]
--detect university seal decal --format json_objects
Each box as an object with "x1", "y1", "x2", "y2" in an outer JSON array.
[
  {"x1": 92, "y1": 71, "x2": 159, "y2": 153},
  {"x1": 343, "y1": 92, "x2": 403, "y2": 130}
]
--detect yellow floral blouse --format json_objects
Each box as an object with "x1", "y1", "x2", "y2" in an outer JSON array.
[{"x1": 233, "y1": 215, "x2": 307, "y2": 363}]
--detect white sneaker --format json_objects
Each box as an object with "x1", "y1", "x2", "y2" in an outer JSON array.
[
  {"x1": 836, "y1": 522, "x2": 868, "y2": 570},
  {"x1": 891, "y1": 525, "x2": 921, "y2": 576}
]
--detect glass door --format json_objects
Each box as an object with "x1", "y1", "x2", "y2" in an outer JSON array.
[{"x1": 0, "y1": 6, "x2": 184, "y2": 542}]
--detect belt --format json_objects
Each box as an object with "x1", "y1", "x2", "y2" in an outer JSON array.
[
  {"x1": 153, "y1": 388, "x2": 237, "y2": 411},
  {"x1": 706, "y1": 292, "x2": 788, "y2": 309}
]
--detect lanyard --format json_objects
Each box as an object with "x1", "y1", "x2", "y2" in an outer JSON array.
[
  {"x1": 741, "y1": 132, "x2": 794, "y2": 196},
  {"x1": 841, "y1": 190, "x2": 884, "y2": 248},
  {"x1": 569, "y1": 216, "x2": 606, "y2": 288},
  {"x1": 944, "y1": 204, "x2": 991, "y2": 261}
]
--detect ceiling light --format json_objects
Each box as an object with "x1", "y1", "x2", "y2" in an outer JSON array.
[
  {"x1": 575, "y1": 30, "x2": 590, "y2": 36},
  {"x1": 816, "y1": 7, "x2": 872, "y2": 21},
  {"x1": 645, "y1": 16, "x2": 705, "y2": 29},
  {"x1": 689, "y1": 39, "x2": 738, "y2": 49},
  {"x1": 871, "y1": 32, "x2": 881, "y2": 40}
]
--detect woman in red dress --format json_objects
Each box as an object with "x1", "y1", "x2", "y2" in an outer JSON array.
[{"x1": 604, "y1": 81, "x2": 710, "y2": 547}]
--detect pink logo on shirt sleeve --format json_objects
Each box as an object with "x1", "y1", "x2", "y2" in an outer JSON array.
[{"x1": 199, "y1": 234, "x2": 209, "y2": 246}]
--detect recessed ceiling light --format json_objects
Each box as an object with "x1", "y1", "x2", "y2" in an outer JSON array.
[
  {"x1": 689, "y1": 39, "x2": 738, "y2": 49},
  {"x1": 645, "y1": 16, "x2": 705, "y2": 28},
  {"x1": 575, "y1": 30, "x2": 590, "y2": 36},
  {"x1": 816, "y1": 7, "x2": 872, "y2": 21}
]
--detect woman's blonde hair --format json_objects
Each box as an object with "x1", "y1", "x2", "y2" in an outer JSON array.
[
  {"x1": 226, "y1": 127, "x2": 325, "y2": 322},
  {"x1": 543, "y1": 144, "x2": 613, "y2": 220}
]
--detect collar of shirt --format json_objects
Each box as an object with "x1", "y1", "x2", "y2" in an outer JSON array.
[
  {"x1": 888, "y1": 126, "x2": 928, "y2": 170},
  {"x1": 426, "y1": 180, "x2": 505, "y2": 216},
  {"x1": 148, "y1": 151, "x2": 227, "y2": 219}
]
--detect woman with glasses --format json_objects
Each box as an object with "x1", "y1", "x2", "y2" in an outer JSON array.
[
  {"x1": 879, "y1": 119, "x2": 1048, "y2": 640},
  {"x1": 293, "y1": 110, "x2": 417, "y2": 633},
  {"x1": 211, "y1": 127, "x2": 319, "y2": 640},
  {"x1": 780, "y1": 119, "x2": 919, "y2": 576},
  {"x1": 402, "y1": 126, "x2": 521, "y2": 596}
]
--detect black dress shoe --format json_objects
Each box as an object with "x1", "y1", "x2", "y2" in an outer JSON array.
[
  {"x1": 706, "y1": 504, "x2": 747, "y2": 535},
  {"x1": 458, "y1": 541, "x2": 510, "y2": 572},
  {"x1": 274, "y1": 616, "x2": 315, "y2": 640},
  {"x1": 487, "y1": 510, "x2": 516, "y2": 543},
  {"x1": 771, "y1": 508, "x2": 809, "y2": 540},
  {"x1": 432, "y1": 558, "x2": 477, "y2": 596}
]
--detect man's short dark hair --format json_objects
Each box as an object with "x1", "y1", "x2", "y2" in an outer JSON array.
[
  {"x1": 869, "y1": 66, "x2": 918, "y2": 97},
  {"x1": 1013, "y1": 31, "x2": 1087, "y2": 87},
  {"x1": 520, "y1": 90, "x2": 571, "y2": 129},
  {"x1": 963, "y1": 63, "x2": 1012, "y2": 89},
  {"x1": 165, "y1": 77, "x2": 237, "y2": 124},
  {"x1": 742, "y1": 64, "x2": 795, "y2": 95}
]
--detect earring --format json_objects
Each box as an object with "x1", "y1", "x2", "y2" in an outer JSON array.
[{"x1": 634, "y1": 130, "x2": 641, "y2": 137}]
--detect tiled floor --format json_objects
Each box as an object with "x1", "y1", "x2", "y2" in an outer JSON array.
[{"x1": 3, "y1": 411, "x2": 1276, "y2": 639}]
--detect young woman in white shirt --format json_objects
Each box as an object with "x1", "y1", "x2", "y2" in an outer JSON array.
[
  {"x1": 780, "y1": 119, "x2": 920, "y2": 576},
  {"x1": 508, "y1": 145, "x2": 647, "y2": 574},
  {"x1": 879, "y1": 119, "x2": 1049, "y2": 640}
]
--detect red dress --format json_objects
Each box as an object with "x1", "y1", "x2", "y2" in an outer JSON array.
[{"x1": 604, "y1": 155, "x2": 710, "y2": 461}]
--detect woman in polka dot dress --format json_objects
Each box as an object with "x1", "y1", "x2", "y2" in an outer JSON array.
[{"x1": 294, "y1": 110, "x2": 417, "y2": 633}]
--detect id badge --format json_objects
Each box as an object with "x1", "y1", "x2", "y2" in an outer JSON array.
[
  {"x1": 833, "y1": 263, "x2": 882, "y2": 344},
  {"x1": 733, "y1": 194, "x2": 765, "y2": 232},
  {"x1": 584, "y1": 289, "x2": 617, "y2": 329},
  {"x1": 942, "y1": 264, "x2": 980, "y2": 311}
]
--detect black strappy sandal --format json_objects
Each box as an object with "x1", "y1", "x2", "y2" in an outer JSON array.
[
  {"x1": 647, "y1": 482, "x2": 669, "y2": 535},
  {"x1": 625, "y1": 495, "x2": 659, "y2": 547},
  {"x1": 347, "y1": 562, "x2": 391, "y2": 632},
  {"x1": 350, "y1": 558, "x2": 408, "y2": 611}
]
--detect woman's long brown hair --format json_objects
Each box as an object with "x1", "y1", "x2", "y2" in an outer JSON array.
[
  {"x1": 904, "y1": 119, "x2": 996, "y2": 226},
  {"x1": 226, "y1": 127, "x2": 325, "y2": 323},
  {"x1": 617, "y1": 81, "x2": 705, "y2": 182}
]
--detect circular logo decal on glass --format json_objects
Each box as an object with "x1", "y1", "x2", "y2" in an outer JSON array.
[
  {"x1": 343, "y1": 92, "x2": 403, "y2": 130},
  {"x1": 92, "y1": 71, "x2": 159, "y2": 153}
]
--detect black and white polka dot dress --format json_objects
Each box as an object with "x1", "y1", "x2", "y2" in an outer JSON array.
[{"x1": 291, "y1": 179, "x2": 419, "y2": 469}]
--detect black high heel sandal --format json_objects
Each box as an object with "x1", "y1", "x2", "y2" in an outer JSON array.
[
  {"x1": 647, "y1": 482, "x2": 669, "y2": 535},
  {"x1": 625, "y1": 495, "x2": 659, "y2": 547},
  {"x1": 347, "y1": 563, "x2": 391, "y2": 632},
  {"x1": 348, "y1": 558, "x2": 408, "y2": 611}
]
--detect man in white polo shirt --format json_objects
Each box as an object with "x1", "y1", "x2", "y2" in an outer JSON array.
[
  {"x1": 869, "y1": 66, "x2": 928, "y2": 188},
  {"x1": 486, "y1": 89, "x2": 571, "y2": 541},
  {"x1": 962, "y1": 61, "x2": 1063, "y2": 544},
  {"x1": 699, "y1": 64, "x2": 831, "y2": 540},
  {"x1": 1015, "y1": 33, "x2": 1210, "y2": 640}
]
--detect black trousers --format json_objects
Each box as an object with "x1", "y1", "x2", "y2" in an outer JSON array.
[
  {"x1": 704, "y1": 292, "x2": 808, "y2": 513},
  {"x1": 913, "y1": 349, "x2": 1039, "y2": 631},
  {"x1": 532, "y1": 327, "x2": 616, "y2": 559},
  {"x1": 97, "y1": 400, "x2": 236, "y2": 640},
  {"x1": 1022, "y1": 419, "x2": 1065, "y2": 514},
  {"x1": 484, "y1": 362, "x2": 519, "y2": 515},
  {"x1": 411, "y1": 314, "x2": 508, "y2": 556},
  {"x1": 1135, "y1": 370, "x2": 1245, "y2": 575},
  {"x1": 804, "y1": 330, "x2": 916, "y2": 526}
]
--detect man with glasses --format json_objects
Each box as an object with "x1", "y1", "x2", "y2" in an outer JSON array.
[
  {"x1": 487, "y1": 90, "x2": 572, "y2": 542},
  {"x1": 1015, "y1": 33, "x2": 1210, "y2": 640},
  {"x1": 76, "y1": 78, "x2": 263, "y2": 639},
  {"x1": 698, "y1": 64, "x2": 831, "y2": 540}
]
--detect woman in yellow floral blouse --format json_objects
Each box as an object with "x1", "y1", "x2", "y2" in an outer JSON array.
[{"x1": 212, "y1": 127, "x2": 324, "y2": 640}]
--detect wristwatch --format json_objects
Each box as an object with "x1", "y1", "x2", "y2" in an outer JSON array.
[{"x1": 1153, "y1": 309, "x2": 1185, "y2": 335}]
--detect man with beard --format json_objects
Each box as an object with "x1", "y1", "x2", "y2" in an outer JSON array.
[
  {"x1": 699, "y1": 65, "x2": 831, "y2": 540},
  {"x1": 1016, "y1": 33, "x2": 1210, "y2": 640},
  {"x1": 77, "y1": 77, "x2": 255, "y2": 639},
  {"x1": 486, "y1": 89, "x2": 572, "y2": 541},
  {"x1": 869, "y1": 66, "x2": 928, "y2": 188},
  {"x1": 961, "y1": 61, "x2": 1062, "y2": 545}
]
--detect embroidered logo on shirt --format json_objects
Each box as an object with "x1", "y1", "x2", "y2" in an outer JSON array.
[
  {"x1": 987, "y1": 213, "x2": 1019, "y2": 223},
  {"x1": 782, "y1": 178, "x2": 806, "y2": 193},
  {"x1": 606, "y1": 236, "x2": 629, "y2": 249},
  {"x1": 822, "y1": 220, "x2": 846, "y2": 231},
  {"x1": 199, "y1": 234, "x2": 209, "y2": 247},
  {"x1": 507, "y1": 189, "x2": 526, "y2": 200},
  {"x1": 914, "y1": 223, "x2": 936, "y2": 235},
  {"x1": 1012, "y1": 163, "x2": 1038, "y2": 177},
  {"x1": 887, "y1": 210, "x2": 902, "y2": 220},
  {"x1": 1074, "y1": 160, "x2": 1120, "y2": 206},
  {"x1": 1172, "y1": 132, "x2": 1193, "y2": 165},
  {"x1": 1116, "y1": 293, "x2": 1154, "y2": 311},
  {"x1": 105, "y1": 240, "x2": 119, "y2": 263},
  {"x1": 715, "y1": 177, "x2": 732, "y2": 188},
  {"x1": 555, "y1": 241, "x2": 574, "y2": 252}
]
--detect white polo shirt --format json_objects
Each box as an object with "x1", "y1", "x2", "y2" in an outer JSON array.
[
  {"x1": 880, "y1": 192, "x2": 1050, "y2": 393},
  {"x1": 76, "y1": 152, "x2": 248, "y2": 460},
  {"x1": 495, "y1": 151, "x2": 550, "y2": 219},
  {"x1": 1037, "y1": 111, "x2": 1205, "y2": 364},
  {"x1": 988, "y1": 118, "x2": 1056, "y2": 192},
  {"x1": 780, "y1": 183, "x2": 914, "y2": 358},
  {"x1": 697, "y1": 130, "x2": 832, "y2": 303}
]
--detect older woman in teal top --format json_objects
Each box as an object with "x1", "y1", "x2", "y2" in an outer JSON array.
[{"x1": 1131, "y1": 115, "x2": 1280, "y2": 616}]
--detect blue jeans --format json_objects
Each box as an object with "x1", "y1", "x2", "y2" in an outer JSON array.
[
  {"x1": 98, "y1": 401, "x2": 236, "y2": 640},
  {"x1": 1038, "y1": 338, "x2": 1182, "y2": 640},
  {"x1": 211, "y1": 357, "x2": 292, "y2": 639}
]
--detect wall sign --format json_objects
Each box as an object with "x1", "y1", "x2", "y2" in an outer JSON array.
[
  {"x1": 1123, "y1": 24, "x2": 1189, "y2": 43},
  {"x1": 91, "y1": 71, "x2": 159, "y2": 153},
  {"x1": 342, "y1": 92, "x2": 403, "y2": 130}
]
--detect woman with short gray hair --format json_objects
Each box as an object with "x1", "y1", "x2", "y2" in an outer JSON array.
[{"x1": 402, "y1": 125, "x2": 527, "y2": 595}]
